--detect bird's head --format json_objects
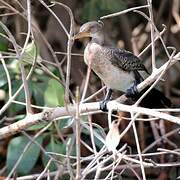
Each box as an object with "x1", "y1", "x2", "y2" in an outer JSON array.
[{"x1": 74, "y1": 21, "x2": 104, "y2": 40}]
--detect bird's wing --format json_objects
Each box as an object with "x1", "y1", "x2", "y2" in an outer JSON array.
[{"x1": 107, "y1": 47, "x2": 149, "y2": 73}]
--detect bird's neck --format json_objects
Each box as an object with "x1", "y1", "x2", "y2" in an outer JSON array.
[{"x1": 91, "y1": 31, "x2": 104, "y2": 45}]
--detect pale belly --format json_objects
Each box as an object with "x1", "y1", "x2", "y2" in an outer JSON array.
[
  {"x1": 94, "y1": 62, "x2": 135, "y2": 92},
  {"x1": 84, "y1": 43, "x2": 135, "y2": 92}
]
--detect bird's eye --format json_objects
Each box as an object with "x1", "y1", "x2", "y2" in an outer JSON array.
[{"x1": 90, "y1": 26, "x2": 97, "y2": 33}]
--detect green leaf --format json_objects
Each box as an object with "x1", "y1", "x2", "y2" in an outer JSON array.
[
  {"x1": 21, "y1": 40, "x2": 39, "y2": 65},
  {"x1": 6, "y1": 135, "x2": 43, "y2": 175},
  {"x1": 27, "y1": 122, "x2": 48, "y2": 131},
  {"x1": 58, "y1": 118, "x2": 73, "y2": 130},
  {"x1": 8, "y1": 80, "x2": 26, "y2": 114},
  {"x1": 67, "y1": 136, "x2": 76, "y2": 156},
  {"x1": 82, "y1": 123, "x2": 105, "y2": 149},
  {"x1": 30, "y1": 81, "x2": 47, "y2": 106},
  {"x1": 0, "y1": 65, "x2": 8, "y2": 87},
  {"x1": 93, "y1": 127, "x2": 105, "y2": 149},
  {"x1": 82, "y1": 0, "x2": 126, "y2": 22},
  {"x1": 8, "y1": 60, "x2": 20, "y2": 74},
  {"x1": 0, "y1": 26, "x2": 8, "y2": 52},
  {"x1": 102, "y1": 0, "x2": 126, "y2": 12},
  {"x1": 42, "y1": 139, "x2": 66, "y2": 171},
  {"x1": 44, "y1": 79, "x2": 64, "y2": 107}
]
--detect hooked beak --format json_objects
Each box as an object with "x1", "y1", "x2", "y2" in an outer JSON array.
[{"x1": 73, "y1": 31, "x2": 91, "y2": 40}]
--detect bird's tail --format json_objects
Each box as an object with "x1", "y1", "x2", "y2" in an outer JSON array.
[{"x1": 133, "y1": 87, "x2": 172, "y2": 108}]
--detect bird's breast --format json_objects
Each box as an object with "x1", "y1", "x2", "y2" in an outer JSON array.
[
  {"x1": 84, "y1": 43, "x2": 135, "y2": 92},
  {"x1": 84, "y1": 43, "x2": 101, "y2": 65}
]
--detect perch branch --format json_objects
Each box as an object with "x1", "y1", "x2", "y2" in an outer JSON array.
[{"x1": 0, "y1": 97, "x2": 180, "y2": 140}]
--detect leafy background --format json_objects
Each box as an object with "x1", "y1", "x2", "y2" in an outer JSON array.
[{"x1": 0, "y1": 0, "x2": 179, "y2": 179}]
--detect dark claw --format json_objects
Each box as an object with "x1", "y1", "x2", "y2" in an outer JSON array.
[
  {"x1": 126, "y1": 82, "x2": 139, "y2": 98},
  {"x1": 100, "y1": 88, "x2": 112, "y2": 112},
  {"x1": 100, "y1": 100, "x2": 108, "y2": 112}
]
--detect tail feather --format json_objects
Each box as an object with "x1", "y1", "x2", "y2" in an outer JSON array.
[{"x1": 134, "y1": 87, "x2": 172, "y2": 108}]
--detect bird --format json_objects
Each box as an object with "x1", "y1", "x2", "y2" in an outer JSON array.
[{"x1": 74, "y1": 21, "x2": 171, "y2": 110}]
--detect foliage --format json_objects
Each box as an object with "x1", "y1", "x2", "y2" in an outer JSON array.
[
  {"x1": 0, "y1": 26, "x2": 8, "y2": 51},
  {"x1": 1, "y1": 39, "x2": 65, "y2": 175},
  {"x1": 42, "y1": 137, "x2": 66, "y2": 171},
  {"x1": 44, "y1": 79, "x2": 64, "y2": 107},
  {"x1": 81, "y1": 0, "x2": 126, "y2": 22},
  {"x1": 6, "y1": 135, "x2": 43, "y2": 175}
]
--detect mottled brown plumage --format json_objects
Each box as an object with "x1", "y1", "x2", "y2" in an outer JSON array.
[{"x1": 108, "y1": 47, "x2": 149, "y2": 73}]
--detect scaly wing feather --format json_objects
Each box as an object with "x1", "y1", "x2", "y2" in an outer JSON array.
[{"x1": 106, "y1": 47, "x2": 149, "y2": 74}]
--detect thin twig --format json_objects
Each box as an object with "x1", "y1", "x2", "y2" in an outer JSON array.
[
  {"x1": 0, "y1": 7, "x2": 33, "y2": 114},
  {"x1": 135, "y1": 48, "x2": 176, "y2": 106},
  {"x1": 130, "y1": 112, "x2": 146, "y2": 180},
  {"x1": 38, "y1": 0, "x2": 69, "y2": 37},
  {"x1": 75, "y1": 87, "x2": 81, "y2": 180},
  {"x1": 0, "y1": 54, "x2": 12, "y2": 98},
  {"x1": 133, "y1": 10, "x2": 171, "y2": 59},
  {"x1": 138, "y1": 25, "x2": 166, "y2": 57},
  {"x1": 53, "y1": 2, "x2": 75, "y2": 104},
  {"x1": 143, "y1": 128, "x2": 180, "y2": 153},
  {"x1": 18, "y1": 0, "x2": 33, "y2": 114},
  {"x1": 147, "y1": 0, "x2": 156, "y2": 70},
  {"x1": 37, "y1": 158, "x2": 53, "y2": 180},
  {"x1": 82, "y1": 86, "x2": 106, "y2": 103},
  {"x1": 66, "y1": 138, "x2": 75, "y2": 179},
  {"x1": 81, "y1": 65, "x2": 92, "y2": 102},
  {"x1": 88, "y1": 116, "x2": 97, "y2": 154},
  {"x1": 55, "y1": 51, "x2": 83, "y2": 57},
  {"x1": 157, "y1": 148, "x2": 180, "y2": 156},
  {"x1": 0, "y1": 22, "x2": 37, "y2": 115},
  {"x1": 100, "y1": 5, "x2": 149, "y2": 19},
  {"x1": 36, "y1": 1, "x2": 66, "y2": 86}
]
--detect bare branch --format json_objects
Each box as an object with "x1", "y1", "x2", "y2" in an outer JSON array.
[
  {"x1": 100, "y1": 5, "x2": 149, "y2": 19},
  {"x1": 0, "y1": 96, "x2": 180, "y2": 140},
  {"x1": 147, "y1": 0, "x2": 156, "y2": 71}
]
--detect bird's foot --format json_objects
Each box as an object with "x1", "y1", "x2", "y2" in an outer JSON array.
[
  {"x1": 100, "y1": 99, "x2": 109, "y2": 112},
  {"x1": 100, "y1": 88, "x2": 112, "y2": 112},
  {"x1": 126, "y1": 81, "x2": 139, "y2": 98}
]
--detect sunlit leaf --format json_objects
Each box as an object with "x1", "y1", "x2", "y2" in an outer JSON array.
[
  {"x1": 21, "y1": 40, "x2": 41, "y2": 65},
  {"x1": 44, "y1": 79, "x2": 64, "y2": 107}
]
